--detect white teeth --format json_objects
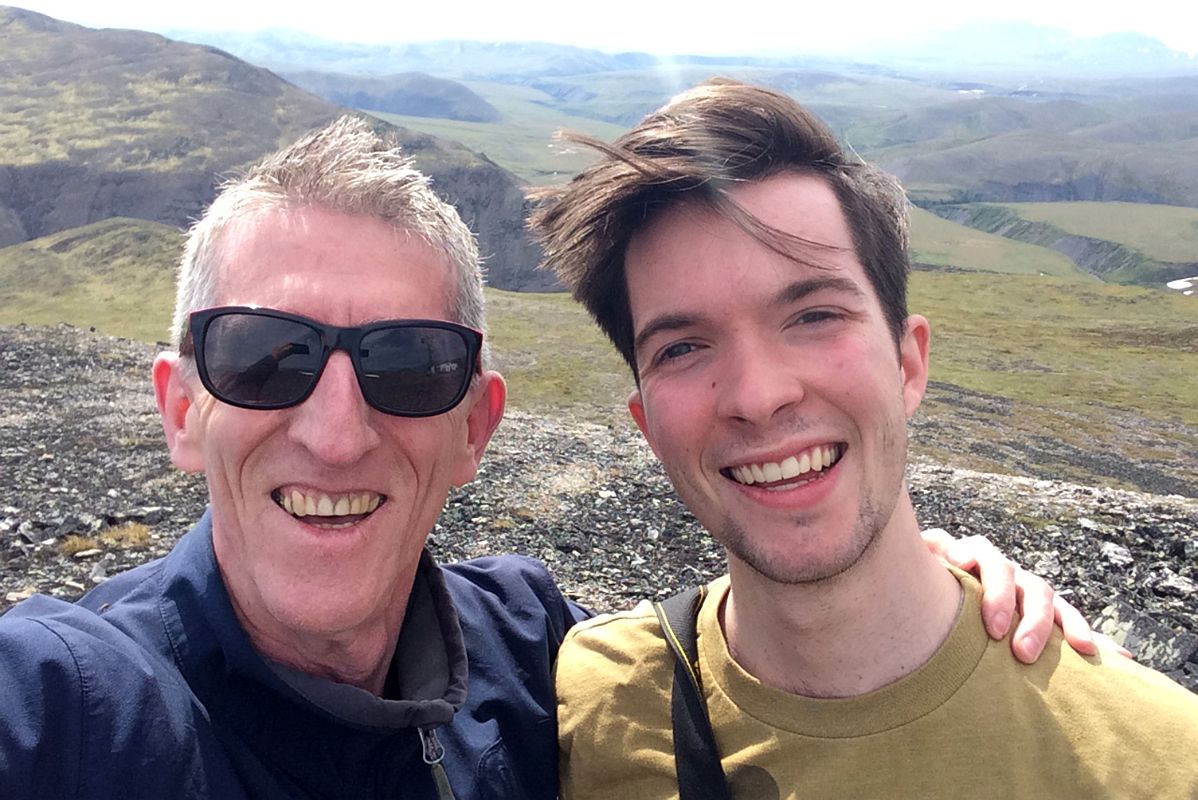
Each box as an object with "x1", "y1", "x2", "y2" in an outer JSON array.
[
  {"x1": 350, "y1": 494, "x2": 363, "y2": 515},
  {"x1": 317, "y1": 495, "x2": 333, "y2": 515},
  {"x1": 333, "y1": 496, "x2": 350, "y2": 516},
  {"x1": 281, "y1": 494, "x2": 293, "y2": 514},
  {"x1": 291, "y1": 489, "x2": 305, "y2": 516},
  {"x1": 305, "y1": 494, "x2": 318, "y2": 516},
  {"x1": 729, "y1": 445, "x2": 840, "y2": 486},
  {"x1": 367, "y1": 495, "x2": 381, "y2": 512}
]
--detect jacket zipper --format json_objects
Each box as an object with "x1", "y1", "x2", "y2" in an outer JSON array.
[{"x1": 418, "y1": 726, "x2": 457, "y2": 800}]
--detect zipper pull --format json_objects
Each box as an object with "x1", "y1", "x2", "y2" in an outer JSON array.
[{"x1": 418, "y1": 727, "x2": 456, "y2": 800}]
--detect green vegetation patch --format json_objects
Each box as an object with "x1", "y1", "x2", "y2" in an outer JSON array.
[
  {"x1": 997, "y1": 201, "x2": 1198, "y2": 264},
  {"x1": 912, "y1": 271, "x2": 1197, "y2": 427},
  {"x1": 368, "y1": 82, "x2": 626, "y2": 186},
  {"x1": 0, "y1": 219, "x2": 181, "y2": 342},
  {"x1": 484, "y1": 288, "x2": 631, "y2": 422},
  {"x1": 909, "y1": 206, "x2": 1086, "y2": 278}
]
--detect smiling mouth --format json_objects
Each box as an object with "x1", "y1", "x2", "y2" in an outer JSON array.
[
  {"x1": 723, "y1": 443, "x2": 843, "y2": 489},
  {"x1": 271, "y1": 488, "x2": 386, "y2": 529}
]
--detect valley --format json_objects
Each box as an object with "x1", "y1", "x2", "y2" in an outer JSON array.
[{"x1": 0, "y1": 3, "x2": 1193, "y2": 499}]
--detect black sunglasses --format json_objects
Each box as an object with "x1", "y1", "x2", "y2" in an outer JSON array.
[{"x1": 182, "y1": 306, "x2": 483, "y2": 417}]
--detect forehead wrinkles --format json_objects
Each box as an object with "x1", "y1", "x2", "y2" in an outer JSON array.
[{"x1": 212, "y1": 209, "x2": 457, "y2": 318}]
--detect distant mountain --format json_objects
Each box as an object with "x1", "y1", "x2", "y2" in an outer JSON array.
[
  {"x1": 0, "y1": 6, "x2": 554, "y2": 291},
  {"x1": 163, "y1": 30, "x2": 663, "y2": 79},
  {"x1": 877, "y1": 22, "x2": 1198, "y2": 77},
  {"x1": 283, "y1": 71, "x2": 502, "y2": 122},
  {"x1": 152, "y1": 22, "x2": 1198, "y2": 212},
  {"x1": 165, "y1": 24, "x2": 1198, "y2": 81}
]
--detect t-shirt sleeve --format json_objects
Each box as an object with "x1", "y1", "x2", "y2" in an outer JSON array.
[{"x1": 555, "y1": 605, "x2": 678, "y2": 800}]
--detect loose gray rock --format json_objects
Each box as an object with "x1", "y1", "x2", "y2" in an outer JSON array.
[{"x1": 1, "y1": 323, "x2": 1196, "y2": 695}]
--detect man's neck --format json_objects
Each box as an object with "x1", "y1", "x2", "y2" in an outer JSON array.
[
  {"x1": 721, "y1": 496, "x2": 961, "y2": 698},
  {"x1": 226, "y1": 575, "x2": 416, "y2": 697}
]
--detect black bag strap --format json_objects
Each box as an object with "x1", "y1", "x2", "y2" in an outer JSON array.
[{"x1": 653, "y1": 586, "x2": 734, "y2": 800}]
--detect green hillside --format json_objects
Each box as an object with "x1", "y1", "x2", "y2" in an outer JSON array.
[
  {"x1": 0, "y1": 8, "x2": 337, "y2": 173},
  {"x1": 485, "y1": 289, "x2": 630, "y2": 415},
  {"x1": 3, "y1": 226, "x2": 1188, "y2": 428},
  {"x1": 0, "y1": 6, "x2": 551, "y2": 291},
  {"x1": 0, "y1": 218, "x2": 181, "y2": 342},
  {"x1": 367, "y1": 82, "x2": 625, "y2": 185},
  {"x1": 908, "y1": 207, "x2": 1087, "y2": 278},
  {"x1": 911, "y1": 271, "x2": 1195, "y2": 426},
  {"x1": 996, "y1": 202, "x2": 1198, "y2": 264},
  {"x1": 2, "y1": 240, "x2": 1192, "y2": 491},
  {"x1": 927, "y1": 202, "x2": 1194, "y2": 286}
]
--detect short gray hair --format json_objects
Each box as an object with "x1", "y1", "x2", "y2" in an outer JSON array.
[{"x1": 171, "y1": 116, "x2": 486, "y2": 350}]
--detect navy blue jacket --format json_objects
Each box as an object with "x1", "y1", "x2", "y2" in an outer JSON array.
[{"x1": 0, "y1": 513, "x2": 588, "y2": 799}]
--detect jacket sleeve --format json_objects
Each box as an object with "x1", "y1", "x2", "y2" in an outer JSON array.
[
  {"x1": 0, "y1": 598, "x2": 209, "y2": 800},
  {"x1": 0, "y1": 614, "x2": 85, "y2": 800}
]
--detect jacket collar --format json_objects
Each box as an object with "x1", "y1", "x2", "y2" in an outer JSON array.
[{"x1": 158, "y1": 510, "x2": 468, "y2": 732}]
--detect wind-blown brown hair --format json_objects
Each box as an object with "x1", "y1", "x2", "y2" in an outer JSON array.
[{"x1": 529, "y1": 78, "x2": 911, "y2": 377}]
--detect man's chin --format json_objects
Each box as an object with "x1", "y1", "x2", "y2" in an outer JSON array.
[
  {"x1": 257, "y1": 586, "x2": 389, "y2": 639},
  {"x1": 721, "y1": 520, "x2": 880, "y2": 587}
]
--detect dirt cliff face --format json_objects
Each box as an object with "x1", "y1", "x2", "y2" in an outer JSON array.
[
  {"x1": 430, "y1": 163, "x2": 557, "y2": 292},
  {"x1": 0, "y1": 6, "x2": 553, "y2": 292},
  {"x1": 385, "y1": 130, "x2": 558, "y2": 291},
  {"x1": 0, "y1": 163, "x2": 214, "y2": 248}
]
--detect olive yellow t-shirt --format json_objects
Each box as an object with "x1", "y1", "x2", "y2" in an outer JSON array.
[{"x1": 556, "y1": 573, "x2": 1198, "y2": 799}]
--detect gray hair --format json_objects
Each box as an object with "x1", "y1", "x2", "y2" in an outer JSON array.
[{"x1": 171, "y1": 116, "x2": 486, "y2": 351}]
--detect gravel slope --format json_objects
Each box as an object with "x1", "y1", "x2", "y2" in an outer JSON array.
[{"x1": 2, "y1": 323, "x2": 1195, "y2": 690}]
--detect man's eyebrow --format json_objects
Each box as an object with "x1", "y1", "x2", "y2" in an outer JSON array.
[
  {"x1": 632, "y1": 278, "x2": 865, "y2": 356},
  {"x1": 774, "y1": 277, "x2": 865, "y2": 307},
  {"x1": 633, "y1": 312, "x2": 703, "y2": 358}
]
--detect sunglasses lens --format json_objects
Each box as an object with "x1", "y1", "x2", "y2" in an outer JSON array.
[
  {"x1": 201, "y1": 314, "x2": 324, "y2": 407},
  {"x1": 358, "y1": 325, "x2": 473, "y2": 415}
]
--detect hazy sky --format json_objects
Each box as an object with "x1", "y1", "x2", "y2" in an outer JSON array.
[{"x1": 10, "y1": 0, "x2": 1198, "y2": 56}]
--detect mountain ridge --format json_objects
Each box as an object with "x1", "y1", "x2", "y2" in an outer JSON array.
[{"x1": 0, "y1": 5, "x2": 556, "y2": 290}]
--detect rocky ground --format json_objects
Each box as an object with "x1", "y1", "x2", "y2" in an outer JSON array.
[{"x1": 1, "y1": 323, "x2": 1195, "y2": 691}]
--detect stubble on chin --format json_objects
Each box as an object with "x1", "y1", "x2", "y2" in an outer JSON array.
[
  {"x1": 718, "y1": 495, "x2": 888, "y2": 586},
  {"x1": 722, "y1": 419, "x2": 909, "y2": 586}
]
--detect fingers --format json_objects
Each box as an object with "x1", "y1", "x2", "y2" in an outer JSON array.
[
  {"x1": 1009, "y1": 568, "x2": 1055, "y2": 664},
  {"x1": 942, "y1": 535, "x2": 1017, "y2": 641},
  {"x1": 919, "y1": 527, "x2": 955, "y2": 560},
  {"x1": 926, "y1": 531, "x2": 1016, "y2": 640},
  {"x1": 919, "y1": 528, "x2": 1128, "y2": 665},
  {"x1": 1092, "y1": 631, "x2": 1134, "y2": 659},
  {"x1": 1053, "y1": 594, "x2": 1097, "y2": 656}
]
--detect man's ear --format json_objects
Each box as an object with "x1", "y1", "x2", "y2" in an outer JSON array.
[
  {"x1": 152, "y1": 353, "x2": 205, "y2": 473},
  {"x1": 451, "y1": 370, "x2": 506, "y2": 487},
  {"x1": 899, "y1": 314, "x2": 931, "y2": 418},
  {"x1": 627, "y1": 388, "x2": 662, "y2": 459}
]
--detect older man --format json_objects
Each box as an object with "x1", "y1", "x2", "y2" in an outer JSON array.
[
  {"x1": 0, "y1": 115, "x2": 1090, "y2": 800},
  {"x1": 0, "y1": 117, "x2": 582, "y2": 799},
  {"x1": 534, "y1": 80, "x2": 1198, "y2": 799}
]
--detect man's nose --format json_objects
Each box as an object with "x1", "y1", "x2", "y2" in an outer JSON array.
[
  {"x1": 286, "y1": 352, "x2": 381, "y2": 465},
  {"x1": 714, "y1": 340, "x2": 804, "y2": 425}
]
